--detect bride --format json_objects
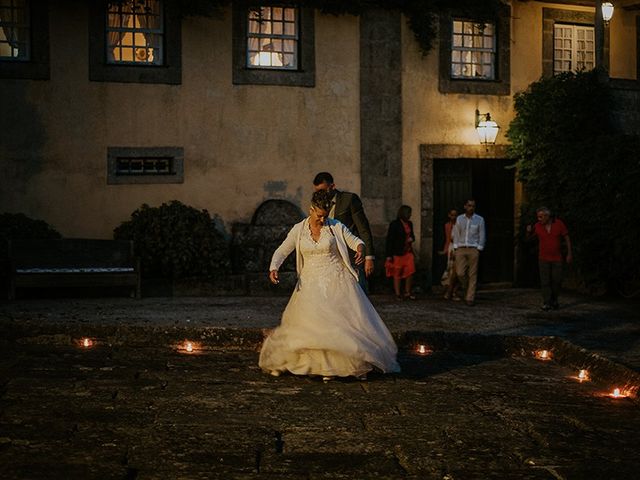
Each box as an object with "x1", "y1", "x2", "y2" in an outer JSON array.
[{"x1": 259, "y1": 190, "x2": 400, "y2": 380}]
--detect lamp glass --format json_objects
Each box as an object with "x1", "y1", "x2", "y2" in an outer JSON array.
[
  {"x1": 476, "y1": 120, "x2": 499, "y2": 145},
  {"x1": 602, "y1": 2, "x2": 614, "y2": 23}
]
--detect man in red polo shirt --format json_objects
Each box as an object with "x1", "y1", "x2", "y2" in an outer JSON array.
[{"x1": 526, "y1": 207, "x2": 573, "y2": 310}]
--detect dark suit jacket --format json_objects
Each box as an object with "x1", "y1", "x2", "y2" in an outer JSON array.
[
  {"x1": 332, "y1": 190, "x2": 375, "y2": 257},
  {"x1": 385, "y1": 219, "x2": 415, "y2": 257}
]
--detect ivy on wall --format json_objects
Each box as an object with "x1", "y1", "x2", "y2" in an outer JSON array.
[
  {"x1": 172, "y1": 0, "x2": 506, "y2": 55},
  {"x1": 507, "y1": 70, "x2": 640, "y2": 296}
]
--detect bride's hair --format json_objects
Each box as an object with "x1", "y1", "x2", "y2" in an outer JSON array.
[{"x1": 311, "y1": 190, "x2": 333, "y2": 212}]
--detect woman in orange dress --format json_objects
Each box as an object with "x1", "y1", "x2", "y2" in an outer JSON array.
[{"x1": 385, "y1": 205, "x2": 416, "y2": 300}]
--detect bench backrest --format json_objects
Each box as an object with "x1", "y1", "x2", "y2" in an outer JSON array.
[{"x1": 8, "y1": 239, "x2": 135, "y2": 269}]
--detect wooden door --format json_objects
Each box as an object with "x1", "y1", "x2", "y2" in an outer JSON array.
[{"x1": 433, "y1": 159, "x2": 514, "y2": 285}]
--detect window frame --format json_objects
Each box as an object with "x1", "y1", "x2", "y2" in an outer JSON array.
[
  {"x1": 450, "y1": 19, "x2": 497, "y2": 81},
  {"x1": 553, "y1": 23, "x2": 595, "y2": 75},
  {"x1": 542, "y1": 8, "x2": 608, "y2": 78},
  {"x1": 89, "y1": 0, "x2": 181, "y2": 85},
  {"x1": 246, "y1": 5, "x2": 299, "y2": 70},
  {"x1": 105, "y1": 0, "x2": 165, "y2": 66},
  {"x1": 0, "y1": 0, "x2": 49, "y2": 80},
  {"x1": 438, "y1": 4, "x2": 510, "y2": 95},
  {"x1": 107, "y1": 146, "x2": 184, "y2": 185},
  {"x1": 232, "y1": 1, "x2": 315, "y2": 87}
]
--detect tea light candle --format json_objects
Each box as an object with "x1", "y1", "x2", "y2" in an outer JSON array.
[
  {"x1": 609, "y1": 387, "x2": 627, "y2": 398},
  {"x1": 416, "y1": 344, "x2": 431, "y2": 355},
  {"x1": 535, "y1": 350, "x2": 551, "y2": 360}
]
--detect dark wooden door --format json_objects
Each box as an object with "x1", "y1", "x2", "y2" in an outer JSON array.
[{"x1": 433, "y1": 159, "x2": 514, "y2": 285}]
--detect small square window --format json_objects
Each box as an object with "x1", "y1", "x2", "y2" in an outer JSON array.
[{"x1": 107, "y1": 147, "x2": 183, "y2": 184}]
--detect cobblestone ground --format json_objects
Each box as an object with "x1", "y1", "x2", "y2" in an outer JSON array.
[
  {"x1": 2, "y1": 289, "x2": 639, "y2": 369},
  {"x1": 1, "y1": 343, "x2": 638, "y2": 479}
]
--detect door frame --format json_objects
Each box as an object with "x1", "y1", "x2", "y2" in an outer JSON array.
[{"x1": 419, "y1": 144, "x2": 520, "y2": 288}]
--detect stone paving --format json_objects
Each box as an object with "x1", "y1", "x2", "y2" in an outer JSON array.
[{"x1": 1, "y1": 288, "x2": 639, "y2": 479}]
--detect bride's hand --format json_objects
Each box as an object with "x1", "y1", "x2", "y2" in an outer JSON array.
[
  {"x1": 354, "y1": 246, "x2": 364, "y2": 265},
  {"x1": 269, "y1": 270, "x2": 280, "y2": 284}
]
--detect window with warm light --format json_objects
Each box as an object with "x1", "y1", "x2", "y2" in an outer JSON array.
[
  {"x1": 89, "y1": 0, "x2": 180, "y2": 84},
  {"x1": 0, "y1": 0, "x2": 29, "y2": 60},
  {"x1": 553, "y1": 24, "x2": 594, "y2": 74},
  {"x1": 246, "y1": 6, "x2": 297, "y2": 70},
  {"x1": 233, "y1": 2, "x2": 314, "y2": 86},
  {"x1": 106, "y1": 0, "x2": 163, "y2": 65},
  {"x1": 451, "y1": 20, "x2": 496, "y2": 80}
]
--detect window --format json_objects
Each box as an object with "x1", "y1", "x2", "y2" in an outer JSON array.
[
  {"x1": 89, "y1": 0, "x2": 181, "y2": 84},
  {"x1": 106, "y1": 0, "x2": 163, "y2": 65},
  {"x1": 247, "y1": 6, "x2": 297, "y2": 69},
  {"x1": 0, "y1": 0, "x2": 29, "y2": 60},
  {"x1": 233, "y1": 2, "x2": 315, "y2": 87},
  {"x1": 107, "y1": 147, "x2": 184, "y2": 184},
  {"x1": 451, "y1": 20, "x2": 496, "y2": 80},
  {"x1": 542, "y1": 8, "x2": 607, "y2": 78},
  {"x1": 438, "y1": 4, "x2": 511, "y2": 95},
  {"x1": 553, "y1": 24, "x2": 594, "y2": 74},
  {"x1": 0, "y1": 0, "x2": 48, "y2": 79}
]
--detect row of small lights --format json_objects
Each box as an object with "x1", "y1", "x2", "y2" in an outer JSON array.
[
  {"x1": 416, "y1": 344, "x2": 635, "y2": 400},
  {"x1": 79, "y1": 337, "x2": 199, "y2": 353},
  {"x1": 77, "y1": 337, "x2": 635, "y2": 399}
]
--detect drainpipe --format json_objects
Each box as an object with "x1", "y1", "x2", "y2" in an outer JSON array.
[{"x1": 594, "y1": 0, "x2": 608, "y2": 81}]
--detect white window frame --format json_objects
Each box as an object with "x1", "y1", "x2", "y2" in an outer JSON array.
[
  {"x1": 0, "y1": 0, "x2": 30, "y2": 61},
  {"x1": 553, "y1": 23, "x2": 595, "y2": 75},
  {"x1": 451, "y1": 19, "x2": 496, "y2": 80},
  {"x1": 246, "y1": 5, "x2": 298, "y2": 70},
  {"x1": 106, "y1": 0, "x2": 164, "y2": 65}
]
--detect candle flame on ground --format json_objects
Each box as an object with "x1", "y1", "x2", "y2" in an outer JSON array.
[
  {"x1": 82, "y1": 338, "x2": 93, "y2": 348},
  {"x1": 535, "y1": 350, "x2": 551, "y2": 360},
  {"x1": 577, "y1": 369, "x2": 589, "y2": 382},
  {"x1": 178, "y1": 340, "x2": 201, "y2": 354},
  {"x1": 609, "y1": 387, "x2": 627, "y2": 398},
  {"x1": 416, "y1": 344, "x2": 432, "y2": 355}
]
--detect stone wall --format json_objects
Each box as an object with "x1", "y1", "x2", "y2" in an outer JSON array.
[{"x1": 610, "y1": 80, "x2": 640, "y2": 136}]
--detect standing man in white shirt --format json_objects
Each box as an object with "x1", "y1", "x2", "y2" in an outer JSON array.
[{"x1": 452, "y1": 199, "x2": 486, "y2": 306}]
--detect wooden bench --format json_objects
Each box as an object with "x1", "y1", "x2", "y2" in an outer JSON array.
[{"x1": 7, "y1": 239, "x2": 141, "y2": 299}]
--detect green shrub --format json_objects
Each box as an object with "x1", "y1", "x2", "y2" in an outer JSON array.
[
  {"x1": 507, "y1": 70, "x2": 640, "y2": 294},
  {"x1": 0, "y1": 213, "x2": 61, "y2": 242},
  {"x1": 114, "y1": 201, "x2": 230, "y2": 279}
]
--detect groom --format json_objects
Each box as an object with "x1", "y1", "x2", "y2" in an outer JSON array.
[{"x1": 312, "y1": 172, "x2": 375, "y2": 288}]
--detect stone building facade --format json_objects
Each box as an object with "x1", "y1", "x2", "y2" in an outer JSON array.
[{"x1": 1, "y1": 0, "x2": 639, "y2": 287}]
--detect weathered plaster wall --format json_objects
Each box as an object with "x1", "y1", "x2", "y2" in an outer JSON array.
[
  {"x1": 400, "y1": 1, "x2": 637, "y2": 259},
  {"x1": 609, "y1": 10, "x2": 638, "y2": 80},
  {"x1": 1, "y1": 5, "x2": 360, "y2": 238}
]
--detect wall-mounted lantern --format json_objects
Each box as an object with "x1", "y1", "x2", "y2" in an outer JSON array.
[
  {"x1": 601, "y1": 2, "x2": 614, "y2": 24},
  {"x1": 475, "y1": 109, "x2": 500, "y2": 145}
]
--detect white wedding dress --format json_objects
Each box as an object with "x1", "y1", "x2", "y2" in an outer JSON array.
[{"x1": 259, "y1": 223, "x2": 400, "y2": 378}]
